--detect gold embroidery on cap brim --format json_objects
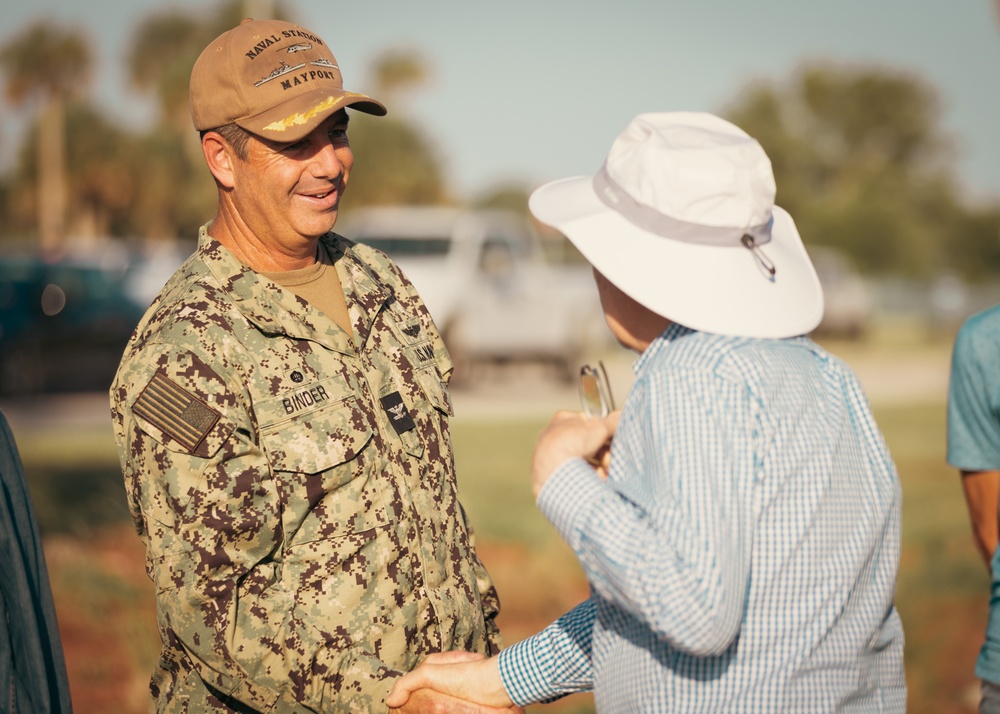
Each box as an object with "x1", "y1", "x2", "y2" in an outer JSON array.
[{"x1": 262, "y1": 93, "x2": 364, "y2": 132}]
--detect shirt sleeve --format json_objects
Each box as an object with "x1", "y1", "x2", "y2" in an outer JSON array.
[
  {"x1": 948, "y1": 316, "x2": 1000, "y2": 471},
  {"x1": 497, "y1": 599, "x2": 596, "y2": 705},
  {"x1": 115, "y1": 345, "x2": 401, "y2": 712},
  {"x1": 537, "y1": 367, "x2": 754, "y2": 657}
]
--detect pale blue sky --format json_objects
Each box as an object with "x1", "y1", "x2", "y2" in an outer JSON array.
[{"x1": 3, "y1": 0, "x2": 998, "y2": 203}]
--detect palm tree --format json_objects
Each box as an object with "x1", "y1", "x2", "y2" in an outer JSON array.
[
  {"x1": 126, "y1": 1, "x2": 287, "y2": 163},
  {"x1": 127, "y1": 0, "x2": 287, "y2": 131},
  {"x1": 0, "y1": 22, "x2": 92, "y2": 256},
  {"x1": 371, "y1": 48, "x2": 430, "y2": 106},
  {"x1": 127, "y1": 11, "x2": 205, "y2": 135}
]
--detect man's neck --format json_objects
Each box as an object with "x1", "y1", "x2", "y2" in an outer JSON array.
[{"x1": 208, "y1": 206, "x2": 319, "y2": 272}]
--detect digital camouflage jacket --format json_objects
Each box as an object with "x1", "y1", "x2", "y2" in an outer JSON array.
[{"x1": 110, "y1": 227, "x2": 502, "y2": 713}]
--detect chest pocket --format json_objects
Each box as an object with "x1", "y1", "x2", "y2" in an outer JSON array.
[
  {"x1": 259, "y1": 387, "x2": 373, "y2": 473},
  {"x1": 256, "y1": 376, "x2": 384, "y2": 542}
]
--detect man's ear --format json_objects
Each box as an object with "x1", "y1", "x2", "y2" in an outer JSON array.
[{"x1": 202, "y1": 132, "x2": 236, "y2": 189}]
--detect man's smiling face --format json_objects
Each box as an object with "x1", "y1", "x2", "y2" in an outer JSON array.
[{"x1": 228, "y1": 109, "x2": 353, "y2": 252}]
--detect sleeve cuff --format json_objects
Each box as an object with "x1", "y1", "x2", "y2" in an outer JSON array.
[
  {"x1": 496, "y1": 634, "x2": 565, "y2": 706},
  {"x1": 496, "y1": 600, "x2": 598, "y2": 705}
]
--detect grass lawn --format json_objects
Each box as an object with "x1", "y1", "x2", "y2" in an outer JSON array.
[
  {"x1": 876, "y1": 401, "x2": 985, "y2": 713},
  {"x1": 453, "y1": 399, "x2": 986, "y2": 714}
]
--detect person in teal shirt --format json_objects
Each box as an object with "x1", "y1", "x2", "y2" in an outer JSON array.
[{"x1": 948, "y1": 302, "x2": 1000, "y2": 713}]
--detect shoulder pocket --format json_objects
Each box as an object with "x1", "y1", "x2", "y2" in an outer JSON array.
[{"x1": 130, "y1": 371, "x2": 235, "y2": 458}]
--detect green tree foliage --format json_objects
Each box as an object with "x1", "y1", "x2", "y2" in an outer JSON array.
[
  {"x1": 370, "y1": 48, "x2": 430, "y2": 103},
  {"x1": 345, "y1": 113, "x2": 447, "y2": 206},
  {"x1": 6, "y1": 103, "x2": 143, "y2": 239},
  {"x1": 723, "y1": 62, "x2": 999, "y2": 278},
  {"x1": 342, "y1": 49, "x2": 446, "y2": 207},
  {"x1": 0, "y1": 22, "x2": 91, "y2": 105},
  {"x1": 0, "y1": 2, "x2": 450, "y2": 243},
  {"x1": 948, "y1": 204, "x2": 1000, "y2": 281},
  {"x1": 472, "y1": 183, "x2": 531, "y2": 215}
]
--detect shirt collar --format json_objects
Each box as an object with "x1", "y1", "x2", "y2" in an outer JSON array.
[{"x1": 633, "y1": 322, "x2": 695, "y2": 377}]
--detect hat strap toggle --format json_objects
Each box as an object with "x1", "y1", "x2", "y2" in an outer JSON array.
[{"x1": 740, "y1": 234, "x2": 777, "y2": 279}]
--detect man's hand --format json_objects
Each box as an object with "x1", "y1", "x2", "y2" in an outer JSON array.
[
  {"x1": 389, "y1": 688, "x2": 518, "y2": 713},
  {"x1": 532, "y1": 410, "x2": 620, "y2": 498},
  {"x1": 386, "y1": 652, "x2": 516, "y2": 711}
]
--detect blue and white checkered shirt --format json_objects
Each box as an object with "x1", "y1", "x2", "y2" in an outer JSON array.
[{"x1": 497, "y1": 325, "x2": 906, "y2": 712}]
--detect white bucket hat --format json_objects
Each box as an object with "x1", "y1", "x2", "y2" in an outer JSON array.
[{"x1": 529, "y1": 112, "x2": 824, "y2": 339}]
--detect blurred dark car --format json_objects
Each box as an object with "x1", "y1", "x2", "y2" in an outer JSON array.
[{"x1": 0, "y1": 256, "x2": 146, "y2": 395}]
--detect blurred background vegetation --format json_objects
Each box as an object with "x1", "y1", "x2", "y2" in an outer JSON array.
[
  {"x1": 0, "y1": 0, "x2": 454, "y2": 253},
  {"x1": 1, "y1": 0, "x2": 999, "y2": 712},
  {"x1": 1, "y1": 0, "x2": 997, "y2": 282}
]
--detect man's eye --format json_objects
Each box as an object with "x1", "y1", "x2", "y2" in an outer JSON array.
[
  {"x1": 330, "y1": 128, "x2": 348, "y2": 140},
  {"x1": 283, "y1": 140, "x2": 307, "y2": 152}
]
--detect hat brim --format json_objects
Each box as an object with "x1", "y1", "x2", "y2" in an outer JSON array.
[
  {"x1": 240, "y1": 88, "x2": 387, "y2": 142},
  {"x1": 529, "y1": 176, "x2": 824, "y2": 339}
]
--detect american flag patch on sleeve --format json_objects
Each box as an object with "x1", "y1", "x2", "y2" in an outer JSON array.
[{"x1": 133, "y1": 372, "x2": 221, "y2": 455}]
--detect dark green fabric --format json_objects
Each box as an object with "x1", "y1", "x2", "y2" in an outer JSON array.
[{"x1": 0, "y1": 409, "x2": 72, "y2": 713}]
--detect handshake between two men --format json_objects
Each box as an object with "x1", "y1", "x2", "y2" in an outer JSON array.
[{"x1": 388, "y1": 408, "x2": 619, "y2": 712}]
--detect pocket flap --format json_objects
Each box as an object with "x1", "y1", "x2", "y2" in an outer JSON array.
[{"x1": 257, "y1": 377, "x2": 376, "y2": 476}]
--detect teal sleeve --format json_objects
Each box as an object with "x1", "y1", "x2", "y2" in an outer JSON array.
[{"x1": 948, "y1": 310, "x2": 1000, "y2": 470}]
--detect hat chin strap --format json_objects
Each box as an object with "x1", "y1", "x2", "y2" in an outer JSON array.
[{"x1": 592, "y1": 164, "x2": 773, "y2": 248}]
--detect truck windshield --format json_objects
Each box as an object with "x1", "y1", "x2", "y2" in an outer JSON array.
[{"x1": 357, "y1": 237, "x2": 452, "y2": 257}]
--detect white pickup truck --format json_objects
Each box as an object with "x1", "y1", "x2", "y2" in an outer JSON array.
[{"x1": 340, "y1": 206, "x2": 607, "y2": 382}]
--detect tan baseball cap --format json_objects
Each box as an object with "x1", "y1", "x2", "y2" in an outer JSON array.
[{"x1": 190, "y1": 18, "x2": 386, "y2": 142}]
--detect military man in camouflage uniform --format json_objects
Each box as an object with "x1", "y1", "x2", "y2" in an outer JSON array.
[{"x1": 111, "y1": 18, "x2": 508, "y2": 713}]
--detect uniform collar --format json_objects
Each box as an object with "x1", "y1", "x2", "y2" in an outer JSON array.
[{"x1": 197, "y1": 226, "x2": 392, "y2": 356}]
